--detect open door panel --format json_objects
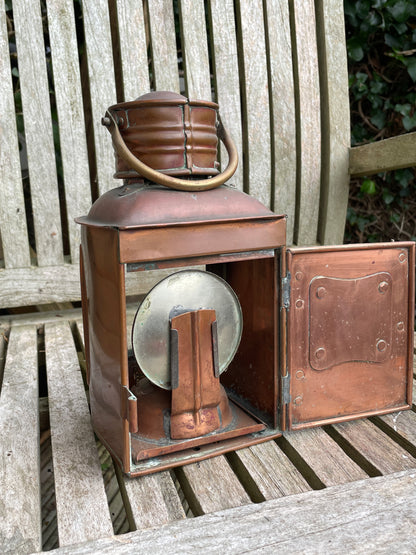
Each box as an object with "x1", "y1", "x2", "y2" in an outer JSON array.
[{"x1": 282, "y1": 242, "x2": 415, "y2": 431}]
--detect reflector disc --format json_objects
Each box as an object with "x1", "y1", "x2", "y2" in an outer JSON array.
[{"x1": 132, "y1": 270, "x2": 243, "y2": 389}]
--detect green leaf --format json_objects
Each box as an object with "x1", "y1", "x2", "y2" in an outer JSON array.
[
  {"x1": 347, "y1": 38, "x2": 365, "y2": 61},
  {"x1": 360, "y1": 178, "x2": 377, "y2": 195},
  {"x1": 370, "y1": 111, "x2": 386, "y2": 129},
  {"x1": 403, "y1": 57, "x2": 416, "y2": 82},
  {"x1": 395, "y1": 168, "x2": 414, "y2": 187},
  {"x1": 11, "y1": 67, "x2": 19, "y2": 78},
  {"x1": 382, "y1": 189, "x2": 395, "y2": 205},
  {"x1": 402, "y1": 113, "x2": 416, "y2": 131},
  {"x1": 389, "y1": 212, "x2": 400, "y2": 224},
  {"x1": 387, "y1": 1, "x2": 411, "y2": 23}
]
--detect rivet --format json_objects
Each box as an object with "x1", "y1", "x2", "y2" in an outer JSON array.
[
  {"x1": 378, "y1": 281, "x2": 389, "y2": 293},
  {"x1": 293, "y1": 395, "x2": 303, "y2": 406},
  {"x1": 295, "y1": 299, "x2": 304, "y2": 309},
  {"x1": 315, "y1": 347, "x2": 326, "y2": 360},
  {"x1": 376, "y1": 339, "x2": 387, "y2": 352},
  {"x1": 316, "y1": 286, "x2": 327, "y2": 299},
  {"x1": 295, "y1": 272, "x2": 303, "y2": 281},
  {"x1": 295, "y1": 369, "x2": 305, "y2": 380},
  {"x1": 399, "y1": 252, "x2": 407, "y2": 263},
  {"x1": 397, "y1": 321, "x2": 405, "y2": 332}
]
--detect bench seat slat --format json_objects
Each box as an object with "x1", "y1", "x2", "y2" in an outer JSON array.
[
  {"x1": 118, "y1": 469, "x2": 186, "y2": 530},
  {"x1": 13, "y1": 0, "x2": 64, "y2": 266},
  {"x1": 230, "y1": 441, "x2": 311, "y2": 500},
  {"x1": 283, "y1": 427, "x2": 368, "y2": 486},
  {"x1": 48, "y1": 469, "x2": 416, "y2": 554},
  {"x1": 177, "y1": 455, "x2": 251, "y2": 515},
  {"x1": 332, "y1": 419, "x2": 416, "y2": 475},
  {"x1": 0, "y1": 325, "x2": 41, "y2": 554},
  {"x1": 45, "y1": 321, "x2": 113, "y2": 546},
  {"x1": 0, "y1": 5, "x2": 30, "y2": 269}
]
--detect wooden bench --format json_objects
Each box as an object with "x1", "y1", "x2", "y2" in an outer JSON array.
[{"x1": 1, "y1": 0, "x2": 416, "y2": 553}]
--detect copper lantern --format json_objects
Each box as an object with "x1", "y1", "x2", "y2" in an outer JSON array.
[{"x1": 77, "y1": 92, "x2": 415, "y2": 476}]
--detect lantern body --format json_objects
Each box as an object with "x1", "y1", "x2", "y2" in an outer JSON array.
[{"x1": 78, "y1": 183, "x2": 286, "y2": 475}]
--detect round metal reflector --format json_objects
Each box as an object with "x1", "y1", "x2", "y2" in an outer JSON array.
[{"x1": 132, "y1": 270, "x2": 243, "y2": 390}]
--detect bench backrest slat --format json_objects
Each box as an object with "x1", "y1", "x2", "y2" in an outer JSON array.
[
  {"x1": 316, "y1": 0, "x2": 350, "y2": 246},
  {"x1": 147, "y1": 0, "x2": 181, "y2": 93},
  {"x1": 0, "y1": 0, "x2": 352, "y2": 309},
  {"x1": 209, "y1": 0, "x2": 244, "y2": 192},
  {"x1": 180, "y1": 0, "x2": 212, "y2": 100},
  {"x1": 291, "y1": 0, "x2": 322, "y2": 246},
  {"x1": 82, "y1": 0, "x2": 118, "y2": 196},
  {"x1": 0, "y1": 7, "x2": 30, "y2": 269},
  {"x1": 47, "y1": 0, "x2": 91, "y2": 264},
  {"x1": 237, "y1": 0, "x2": 272, "y2": 209},
  {"x1": 266, "y1": 0, "x2": 297, "y2": 244},
  {"x1": 13, "y1": 0, "x2": 64, "y2": 267},
  {"x1": 116, "y1": 0, "x2": 150, "y2": 100}
]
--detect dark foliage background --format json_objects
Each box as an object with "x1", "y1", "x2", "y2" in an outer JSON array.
[{"x1": 344, "y1": 0, "x2": 416, "y2": 243}]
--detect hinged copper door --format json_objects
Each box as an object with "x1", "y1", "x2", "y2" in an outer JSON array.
[{"x1": 282, "y1": 242, "x2": 415, "y2": 430}]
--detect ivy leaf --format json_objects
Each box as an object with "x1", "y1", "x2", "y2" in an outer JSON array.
[
  {"x1": 403, "y1": 56, "x2": 416, "y2": 82},
  {"x1": 370, "y1": 112, "x2": 386, "y2": 129},
  {"x1": 347, "y1": 37, "x2": 365, "y2": 61},
  {"x1": 382, "y1": 189, "x2": 395, "y2": 205},
  {"x1": 360, "y1": 178, "x2": 377, "y2": 195},
  {"x1": 387, "y1": 1, "x2": 411, "y2": 23}
]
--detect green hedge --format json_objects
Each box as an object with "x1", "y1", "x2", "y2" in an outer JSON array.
[{"x1": 344, "y1": 0, "x2": 416, "y2": 242}]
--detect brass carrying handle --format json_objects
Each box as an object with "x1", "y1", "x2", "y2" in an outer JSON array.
[{"x1": 102, "y1": 111, "x2": 238, "y2": 191}]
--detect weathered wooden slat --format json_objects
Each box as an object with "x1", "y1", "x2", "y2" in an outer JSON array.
[
  {"x1": 179, "y1": 0, "x2": 211, "y2": 100},
  {"x1": 332, "y1": 419, "x2": 416, "y2": 474},
  {"x1": 45, "y1": 321, "x2": 113, "y2": 546},
  {"x1": 315, "y1": 0, "x2": 350, "y2": 245},
  {"x1": 47, "y1": 0, "x2": 91, "y2": 264},
  {"x1": 209, "y1": 0, "x2": 244, "y2": 191},
  {"x1": 177, "y1": 455, "x2": 251, "y2": 515},
  {"x1": 0, "y1": 265, "x2": 192, "y2": 309},
  {"x1": 374, "y1": 410, "x2": 416, "y2": 457},
  {"x1": 291, "y1": 0, "x2": 321, "y2": 245},
  {"x1": 13, "y1": 0, "x2": 64, "y2": 266},
  {"x1": 264, "y1": 0, "x2": 297, "y2": 242},
  {"x1": 282, "y1": 427, "x2": 368, "y2": 486},
  {"x1": 236, "y1": 0, "x2": 272, "y2": 207},
  {"x1": 49, "y1": 469, "x2": 416, "y2": 554},
  {"x1": 82, "y1": 0, "x2": 118, "y2": 195},
  {"x1": 147, "y1": 0, "x2": 180, "y2": 93},
  {"x1": 0, "y1": 325, "x2": 41, "y2": 554},
  {"x1": 116, "y1": 0, "x2": 150, "y2": 100},
  {"x1": 350, "y1": 132, "x2": 416, "y2": 177},
  {"x1": 0, "y1": 4, "x2": 30, "y2": 269},
  {"x1": 229, "y1": 441, "x2": 311, "y2": 500},
  {"x1": 118, "y1": 469, "x2": 186, "y2": 530}
]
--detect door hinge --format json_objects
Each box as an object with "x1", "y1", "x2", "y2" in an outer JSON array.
[
  {"x1": 281, "y1": 374, "x2": 291, "y2": 405},
  {"x1": 281, "y1": 272, "x2": 291, "y2": 309},
  {"x1": 121, "y1": 385, "x2": 138, "y2": 434}
]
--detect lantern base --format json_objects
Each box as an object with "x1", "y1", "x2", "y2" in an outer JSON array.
[{"x1": 130, "y1": 397, "x2": 265, "y2": 463}]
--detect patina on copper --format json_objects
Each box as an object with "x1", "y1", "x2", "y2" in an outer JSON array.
[
  {"x1": 77, "y1": 182, "x2": 286, "y2": 476},
  {"x1": 102, "y1": 91, "x2": 238, "y2": 191},
  {"x1": 282, "y1": 242, "x2": 415, "y2": 431},
  {"x1": 78, "y1": 91, "x2": 414, "y2": 477}
]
